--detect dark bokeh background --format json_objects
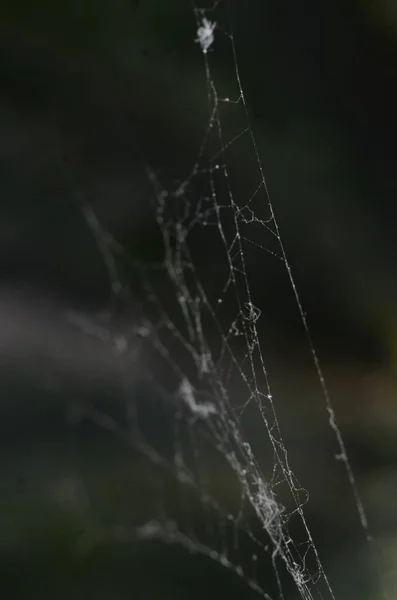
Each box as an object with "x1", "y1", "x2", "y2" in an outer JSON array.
[{"x1": 1, "y1": 1, "x2": 397, "y2": 599}]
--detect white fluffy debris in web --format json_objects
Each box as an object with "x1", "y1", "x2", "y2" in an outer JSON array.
[
  {"x1": 244, "y1": 301, "x2": 262, "y2": 323},
  {"x1": 252, "y1": 476, "x2": 282, "y2": 535},
  {"x1": 196, "y1": 18, "x2": 216, "y2": 53},
  {"x1": 179, "y1": 377, "x2": 217, "y2": 418}
]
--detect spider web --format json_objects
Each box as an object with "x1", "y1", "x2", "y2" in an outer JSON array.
[{"x1": 71, "y1": 2, "x2": 386, "y2": 599}]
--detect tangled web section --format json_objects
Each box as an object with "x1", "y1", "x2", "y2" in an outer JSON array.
[{"x1": 77, "y1": 2, "x2": 380, "y2": 600}]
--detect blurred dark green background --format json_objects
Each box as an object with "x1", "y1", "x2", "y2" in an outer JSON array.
[{"x1": 1, "y1": 1, "x2": 397, "y2": 599}]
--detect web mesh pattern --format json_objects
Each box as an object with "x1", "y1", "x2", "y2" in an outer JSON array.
[{"x1": 71, "y1": 3, "x2": 387, "y2": 599}]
